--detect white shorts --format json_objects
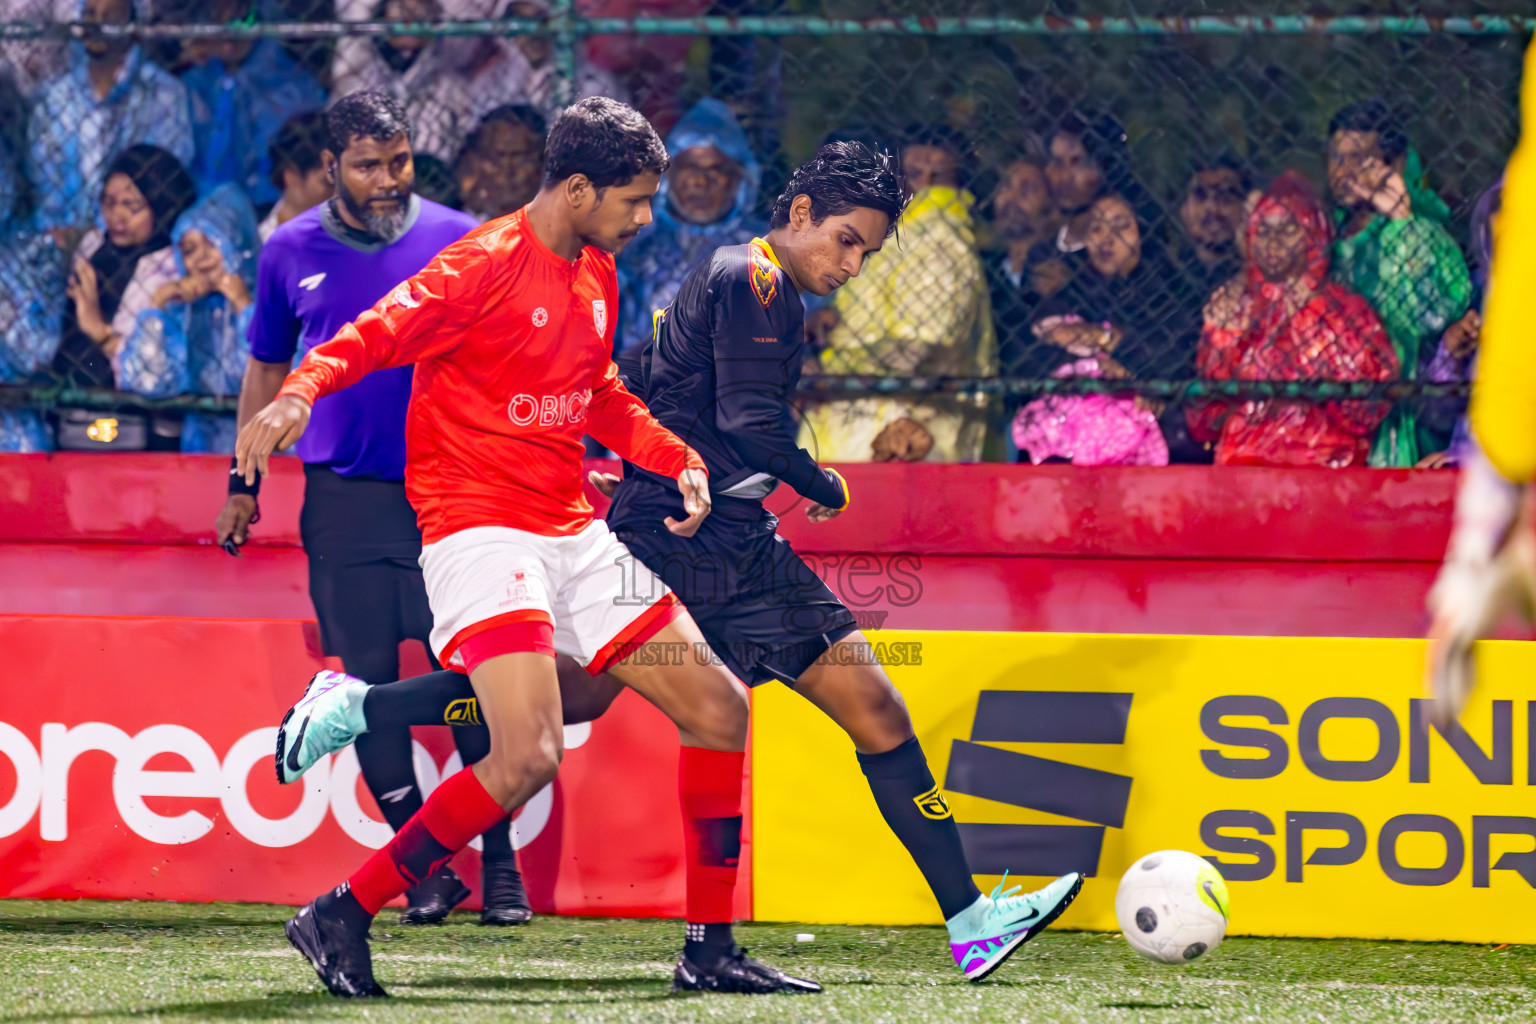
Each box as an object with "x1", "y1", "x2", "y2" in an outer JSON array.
[{"x1": 420, "y1": 520, "x2": 680, "y2": 674}]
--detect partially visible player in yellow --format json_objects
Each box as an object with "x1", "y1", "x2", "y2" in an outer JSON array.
[{"x1": 1425, "y1": 38, "x2": 1536, "y2": 727}]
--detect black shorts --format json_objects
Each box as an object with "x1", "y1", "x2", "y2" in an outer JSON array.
[
  {"x1": 606, "y1": 477, "x2": 858, "y2": 687},
  {"x1": 299, "y1": 464, "x2": 435, "y2": 681}
]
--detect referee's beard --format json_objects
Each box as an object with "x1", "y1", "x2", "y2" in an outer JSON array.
[{"x1": 340, "y1": 181, "x2": 413, "y2": 243}]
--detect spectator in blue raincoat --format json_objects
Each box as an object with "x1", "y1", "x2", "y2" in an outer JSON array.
[
  {"x1": 57, "y1": 143, "x2": 196, "y2": 399},
  {"x1": 0, "y1": 134, "x2": 64, "y2": 452},
  {"x1": 615, "y1": 97, "x2": 765, "y2": 352},
  {"x1": 26, "y1": 0, "x2": 194, "y2": 238},
  {"x1": 122, "y1": 183, "x2": 260, "y2": 452},
  {"x1": 180, "y1": 0, "x2": 327, "y2": 207}
]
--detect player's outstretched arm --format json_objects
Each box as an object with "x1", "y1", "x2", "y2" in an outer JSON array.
[
  {"x1": 277, "y1": 239, "x2": 493, "y2": 416},
  {"x1": 235, "y1": 394, "x2": 312, "y2": 485},
  {"x1": 586, "y1": 361, "x2": 708, "y2": 488}
]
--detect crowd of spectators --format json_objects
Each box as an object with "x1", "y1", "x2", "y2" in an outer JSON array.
[
  {"x1": 796, "y1": 99, "x2": 1485, "y2": 469},
  {"x1": 0, "y1": 0, "x2": 554, "y2": 451},
  {"x1": 0, "y1": 2, "x2": 1499, "y2": 470}
]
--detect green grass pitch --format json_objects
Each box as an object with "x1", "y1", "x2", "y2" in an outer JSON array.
[{"x1": 1, "y1": 900, "x2": 1533, "y2": 1023}]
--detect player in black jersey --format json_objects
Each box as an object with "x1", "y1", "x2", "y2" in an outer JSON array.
[{"x1": 274, "y1": 142, "x2": 1082, "y2": 987}]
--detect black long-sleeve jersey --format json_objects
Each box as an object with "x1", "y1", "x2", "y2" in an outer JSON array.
[{"x1": 617, "y1": 237, "x2": 848, "y2": 509}]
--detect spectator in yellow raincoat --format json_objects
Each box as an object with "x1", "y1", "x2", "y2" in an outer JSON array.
[{"x1": 798, "y1": 127, "x2": 997, "y2": 463}]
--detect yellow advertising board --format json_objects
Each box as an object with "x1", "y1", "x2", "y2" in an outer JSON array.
[{"x1": 752, "y1": 631, "x2": 1536, "y2": 943}]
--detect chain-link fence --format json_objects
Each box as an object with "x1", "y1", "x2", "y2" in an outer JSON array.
[{"x1": 0, "y1": 3, "x2": 1528, "y2": 463}]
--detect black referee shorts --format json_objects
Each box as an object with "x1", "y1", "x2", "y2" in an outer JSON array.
[
  {"x1": 606, "y1": 476, "x2": 858, "y2": 688},
  {"x1": 299, "y1": 464, "x2": 436, "y2": 682}
]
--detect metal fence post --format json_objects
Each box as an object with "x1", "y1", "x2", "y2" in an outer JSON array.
[{"x1": 551, "y1": 0, "x2": 578, "y2": 110}]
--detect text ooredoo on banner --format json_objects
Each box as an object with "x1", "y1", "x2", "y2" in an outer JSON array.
[{"x1": 0, "y1": 614, "x2": 750, "y2": 919}]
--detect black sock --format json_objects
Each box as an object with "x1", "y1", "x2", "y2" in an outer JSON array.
[
  {"x1": 857, "y1": 736, "x2": 981, "y2": 921},
  {"x1": 318, "y1": 882, "x2": 375, "y2": 936},
  {"x1": 362, "y1": 670, "x2": 479, "y2": 730},
  {"x1": 344, "y1": 658, "x2": 429, "y2": 836},
  {"x1": 452, "y1": 724, "x2": 514, "y2": 865},
  {"x1": 354, "y1": 726, "x2": 423, "y2": 833},
  {"x1": 683, "y1": 922, "x2": 736, "y2": 968}
]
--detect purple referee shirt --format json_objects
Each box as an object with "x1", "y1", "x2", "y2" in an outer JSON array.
[{"x1": 248, "y1": 195, "x2": 478, "y2": 479}]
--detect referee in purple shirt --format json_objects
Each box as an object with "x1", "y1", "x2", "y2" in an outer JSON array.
[{"x1": 213, "y1": 91, "x2": 530, "y2": 925}]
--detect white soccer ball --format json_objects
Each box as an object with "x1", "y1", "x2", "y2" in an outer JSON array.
[{"x1": 1115, "y1": 850, "x2": 1230, "y2": 964}]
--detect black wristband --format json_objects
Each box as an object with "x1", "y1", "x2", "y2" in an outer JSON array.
[
  {"x1": 228, "y1": 456, "x2": 261, "y2": 498},
  {"x1": 807, "y1": 466, "x2": 849, "y2": 510}
]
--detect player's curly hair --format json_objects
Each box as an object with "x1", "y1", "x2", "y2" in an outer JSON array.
[
  {"x1": 770, "y1": 142, "x2": 906, "y2": 237},
  {"x1": 325, "y1": 89, "x2": 413, "y2": 155},
  {"x1": 544, "y1": 96, "x2": 669, "y2": 190}
]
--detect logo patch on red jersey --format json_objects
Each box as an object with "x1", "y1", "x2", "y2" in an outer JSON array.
[
  {"x1": 388, "y1": 283, "x2": 421, "y2": 310},
  {"x1": 749, "y1": 247, "x2": 778, "y2": 309},
  {"x1": 531, "y1": 307, "x2": 548, "y2": 328},
  {"x1": 592, "y1": 299, "x2": 608, "y2": 337}
]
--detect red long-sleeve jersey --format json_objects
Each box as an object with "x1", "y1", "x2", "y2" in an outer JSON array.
[{"x1": 278, "y1": 208, "x2": 705, "y2": 543}]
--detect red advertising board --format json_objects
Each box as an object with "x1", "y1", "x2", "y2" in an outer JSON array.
[{"x1": 0, "y1": 614, "x2": 751, "y2": 918}]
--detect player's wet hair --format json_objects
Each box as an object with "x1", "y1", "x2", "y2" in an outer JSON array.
[
  {"x1": 770, "y1": 141, "x2": 906, "y2": 237},
  {"x1": 325, "y1": 89, "x2": 413, "y2": 156},
  {"x1": 543, "y1": 96, "x2": 669, "y2": 190},
  {"x1": 1328, "y1": 99, "x2": 1408, "y2": 164}
]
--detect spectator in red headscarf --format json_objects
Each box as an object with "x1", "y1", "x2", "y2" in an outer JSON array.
[{"x1": 1190, "y1": 171, "x2": 1399, "y2": 467}]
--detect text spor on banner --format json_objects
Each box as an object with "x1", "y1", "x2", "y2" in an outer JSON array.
[{"x1": 752, "y1": 631, "x2": 1536, "y2": 945}]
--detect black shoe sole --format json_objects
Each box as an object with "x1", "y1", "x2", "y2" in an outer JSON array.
[
  {"x1": 285, "y1": 909, "x2": 387, "y2": 998},
  {"x1": 274, "y1": 703, "x2": 296, "y2": 785},
  {"x1": 284, "y1": 912, "x2": 325, "y2": 982},
  {"x1": 672, "y1": 958, "x2": 821, "y2": 995},
  {"x1": 399, "y1": 881, "x2": 472, "y2": 925},
  {"x1": 672, "y1": 978, "x2": 822, "y2": 994},
  {"x1": 275, "y1": 672, "x2": 320, "y2": 785},
  {"x1": 480, "y1": 907, "x2": 534, "y2": 926},
  {"x1": 968, "y1": 874, "x2": 1085, "y2": 984}
]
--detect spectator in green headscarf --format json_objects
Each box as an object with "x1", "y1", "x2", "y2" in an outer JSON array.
[{"x1": 1327, "y1": 99, "x2": 1472, "y2": 466}]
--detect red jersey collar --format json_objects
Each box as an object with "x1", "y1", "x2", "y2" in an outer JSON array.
[{"x1": 515, "y1": 206, "x2": 592, "y2": 271}]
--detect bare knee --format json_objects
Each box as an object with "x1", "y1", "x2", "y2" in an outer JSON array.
[
  {"x1": 865, "y1": 674, "x2": 911, "y2": 728},
  {"x1": 683, "y1": 672, "x2": 749, "y2": 751},
  {"x1": 477, "y1": 728, "x2": 564, "y2": 808},
  {"x1": 800, "y1": 662, "x2": 914, "y2": 754}
]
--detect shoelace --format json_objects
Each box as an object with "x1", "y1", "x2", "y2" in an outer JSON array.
[
  {"x1": 987, "y1": 870, "x2": 1026, "y2": 907},
  {"x1": 315, "y1": 685, "x2": 358, "y2": 745},
  {"x1": 318, "y1": 714, "x2": 354, "y2": 746}
]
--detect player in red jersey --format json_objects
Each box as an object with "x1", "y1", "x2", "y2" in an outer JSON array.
[{"x1": 236, "y1": 97, "x2": 816, "y2": 998}]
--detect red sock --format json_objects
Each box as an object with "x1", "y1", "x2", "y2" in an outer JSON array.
[
  {"x1": 678, "y1": 746, "x2": 745, "y2": 924},
  {"x1": 347, "y1": 767, "x2": 506, "y2": 914}
]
